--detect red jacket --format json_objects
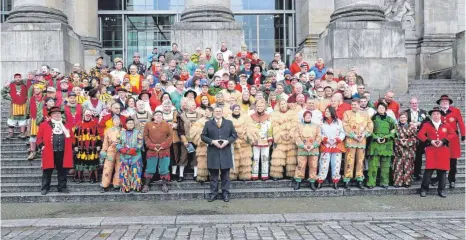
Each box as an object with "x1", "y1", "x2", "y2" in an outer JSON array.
[
  {"x1": 64, "y1": 104, "x2": 83, "y2": 126},
  {"x1": 336, "y1": 103, "x2": 351, "y2": 120},
  {"x1": 235, "y1": 83, "x2": 251, "y2": 93},
  {"x1": 36, "y1": 121, "x2": 75, "y2": 170},
  {"x1": 417, "y1": 121, "x2": 456, "y2": 170},
  {"x1": 440, "y1": 107, "x2": 465, "y2": 158}
]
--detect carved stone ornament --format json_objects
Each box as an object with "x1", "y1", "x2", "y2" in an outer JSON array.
[{"x1": 384, "y1": 0, "x2": 415, "y2": 29}]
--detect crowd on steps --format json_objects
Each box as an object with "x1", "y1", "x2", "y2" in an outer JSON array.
[{"x1": 2, "y1": 41, "x2": 464, "y2": 201}]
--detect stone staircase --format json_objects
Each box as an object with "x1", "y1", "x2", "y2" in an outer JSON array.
[{"x1": 1, "y1": 79, "x2": 465, "y2": 203}]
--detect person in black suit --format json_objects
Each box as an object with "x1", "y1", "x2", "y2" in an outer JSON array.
[
  {"x1": 201, "y1": 106, "x2": 238, "y2": 202},
  {"x1": 404, "y1": 97, "x2": 429, "y2": 180},
  {"x1": 115, "y1": 87, "x2": 128, "y2": 110}
]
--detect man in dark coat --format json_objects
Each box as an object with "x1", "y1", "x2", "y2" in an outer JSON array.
[{"x1": 201, "y1": 106, "x2": 238, "y2": 202}]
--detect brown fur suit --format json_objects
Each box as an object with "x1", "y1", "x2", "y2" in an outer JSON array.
[
  {"x1": 270, "y1": 109, "x2": 299, "y2": 178},
  {"x1": 189, "y1": 118, "x2": 209, "y2": 182}
]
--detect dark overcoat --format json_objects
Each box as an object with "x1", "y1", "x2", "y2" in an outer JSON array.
[{"x1": 201, "y1": 118, "x2": 237, "y2": 169}]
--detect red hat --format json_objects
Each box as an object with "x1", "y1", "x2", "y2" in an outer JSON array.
[
  {"x1": 436, "y1": 95, "x2": 453, "y2": 105},
  {"x1": 14, "y1": 73, "x2": 21, "y2": 78}
]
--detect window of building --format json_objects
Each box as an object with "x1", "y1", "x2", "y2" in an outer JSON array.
[
  {"x1": 125, "y1": 0, "x2": 184, "y2": 11},
  {"x1": 101, "y1": 15, "x2": 123, "y2": 48},
  {"x1": 126, "y1": 15, "x2": 175, "y2": 65},
  {"x1": 231, "y1": 0, "x2": 284, "y2": 11},
  {"x1": 98, "y1": 0, "x2": 123, "y2": 10}
]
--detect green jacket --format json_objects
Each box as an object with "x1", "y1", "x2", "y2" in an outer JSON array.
[{"x1": 368, "y1": 114, "x2": 396, "y2": 156}]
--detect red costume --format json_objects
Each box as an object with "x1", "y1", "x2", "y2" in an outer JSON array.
[
  {"x1": 440, "y1": 107, "x2": 465, "y2": 159},
  {"x1": 36, "y1": 122, "x2": 75, "y2": 170},
  {"x1": 98, "y1": 114, "x2": 127, "y2": 138},
  {"x1": 64, "y1": 104, "x2": 83, "y2": 126},
  {"x1": 125, "y1": 74, "x2": 144, "y2": 94},
  {"x1": 417, "y1": 121, "x2": 456, "y2": 170},
  {"x1": 235, "y1": 83, "x2": 251, "y2": 93},
  {"x1": 335, "y1": 103, "x2": 351, "y2": 120}
]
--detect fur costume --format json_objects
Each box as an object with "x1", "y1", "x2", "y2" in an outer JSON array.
[
  {"x1": 189, "y1": 117, "x2": 209, "y2": 182},
  {"x1": 227, "y1": 115, "x2": 259, "y2": 180},
  {"x1": 270, "y1": 109, "x2": 299, "y2": 178}
]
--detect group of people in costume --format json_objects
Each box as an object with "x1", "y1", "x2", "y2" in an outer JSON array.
[{"x1": 2, "y1": 42, "x2": 464, "y2": 199}]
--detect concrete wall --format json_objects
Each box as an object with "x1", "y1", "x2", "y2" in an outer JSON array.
[
  {"x1": 1, "y1": 23, "x2": 84, "y2": 84},
  {"x1": 453, "y1": 31, "x2": 465, "y2": 81}
]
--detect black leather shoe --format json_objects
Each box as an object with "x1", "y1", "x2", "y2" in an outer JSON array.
[
  {"x1": 420, "y1": 190, "x2": 427, "y2": 197},
  {"x1": 414, "y1": 175, "x2": 422, "y2": 181},
  {"x1": 223, "y1": 194, "x2": 230, "y2": 202},
  {"x1": 380, "y1": 185, "x2": 388, "y2": 189},
  {"x1": 431, "y1": 181, "x2": 438, "y2": 186},
  {"x1": 272, "y1": 178, "x2": 278, "y2": 181},
  {"x1": 171, "y1": 174, "x2": 177, "y2": 182},
  {"x1": 293, "y1": 182, "x2": 301, "y2": 190},
  {"x1": 344, "y1": 182, "x2": 349, "y2": 189},
  {"x1": 438, "y1": 191, "x2": 447, "y2": 198},
  {"x1": 40, "y1": 190, "x2": 48, "y2": 195},
  {"x1": 58, "y1": 188, "x2": 69, "y2": 194},
  {"x1": 177, "y1": 177, "x2": 184, "y2": 182},
  {"x1": 357, "y1": 181, "x2": 364, "y2": 189},
  {"x1": 208, "y1": 194, "x2": 217, "y2": 202},
  {"x1": 310, "y1": 182, "x2": 317, "y2": 191},
  {"x1": 450, "y1": 182, "x2": 455, "y2": 188}
]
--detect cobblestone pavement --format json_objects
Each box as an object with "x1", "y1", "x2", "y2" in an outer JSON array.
[
  {"x1": 2, "y1": 218, "x2": 465, "y2": 240},
  {"x1": 2, "y1": 194, "x2": 464, "y2": 219}
]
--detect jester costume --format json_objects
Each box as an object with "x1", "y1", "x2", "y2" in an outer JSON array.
[
  {"x1": 2, "y1": 79, "x2": 28, "y2": 138},
  {"x1": 294, "y1": 119, "x2": 322, "y2": 184},
  {"x1": 74, "y1": 118, "x2": 101, "y2": 181},
  {"x1": 100, "y1": 126, "x2": 121, "y2": 189},
  {"x1": 190, "y1": 117, "x2": 210, "y2": 182},
  {"x1": 26, "y1": 86, "x2": 44, "y2": 160},
  {"x1": 270, "y1": 108, "x2": 299, "y2": 179},
  {"x1": 367, "y1": 113, "x2": 396, "y2": 187},
  {"x1": 228, "y1": 113, "x2": 259, "y2": 180},
  {"x1": 117, "y1": 128, "x2": 143, "y2": 193}
]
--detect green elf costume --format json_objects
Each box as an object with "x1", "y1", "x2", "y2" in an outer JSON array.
[{"x1": 367, "y1": 105, "x2": 396, "y2": 188}]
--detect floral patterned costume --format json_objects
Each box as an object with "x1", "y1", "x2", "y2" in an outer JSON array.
[
  {"x1": 393, "y1": 123, "x2": 417, "y2": 186},
  {"x1": 117, "y1": 129, "x2": 143, "y2": 192}
]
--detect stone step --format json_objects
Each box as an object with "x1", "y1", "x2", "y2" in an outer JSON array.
[
  {"x1": 1, "y1": 184, "x2": 463, "y2": 203},
  {"x1": 1, "y1": 173, "x2": 192, "y2": 183}
]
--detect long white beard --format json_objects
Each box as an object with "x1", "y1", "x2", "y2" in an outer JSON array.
[{"x1": 51, "y1": 119, "x2": 70, "y2": 138}]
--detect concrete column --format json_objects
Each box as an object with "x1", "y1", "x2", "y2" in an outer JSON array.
[
  {"x1": 330, "y1": 0, "x2": 386, "y2": 22},
  {"x1": 64, "y1": 0, "x2": 109, "y2": 72},
  {"x1": 1, "y1": 0, "x2": 84, "y2": 83},
  {"x1": 65, "y1": 0, "x2": 101, "y2": 49},
  {"x1": 317, "y1": 0, "x2": 408, "y2": 93},
  {"x1": 7, "y1": 0, "x2": 69, "y2": 25},
  {"x1": 172, "y1": 0, "x2": 244, "y2": 54},
  {"x1": 182, "y1": 0, "x2": 233, "y2": 22}
]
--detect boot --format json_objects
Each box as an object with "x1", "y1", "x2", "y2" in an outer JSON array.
[
  {"x1": 6, "y1": 129, "x2": 14, "y2": 139},
  {"x1": 141, "y1": 178, "x2": 151, "y2": 193},
  {"x1": 161, "y1": 179, "x2": 169, "y2": 193},
  {"x1": 293, "y1": 181, "x2": 301, "y2": 190},
  {"x1": 357, "y1": 181, "x2": 364, "y2": 189},
  {"x1": 344, "y1": 182, "x2": 349, "y2": 189},
  {"x1": 27, "y1": 151, "x2": 36, "y2": 161},
  {"x1": 310, "y1": 182, "x2": 317, "y2": 191}
]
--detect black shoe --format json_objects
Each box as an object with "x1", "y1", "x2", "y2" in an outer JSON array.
[
  {"x1": 100, "y1": 187, "x2": 107, "y2": 193},
  {"x1": 177, "y1": 177, "x2": 184, "y2": 182},
  {"x1": 310, "y1": 182, "x2": 316, "y2": 191},
  {"x1": 58, "y1": 188, "x2": 69, "y2": 194},
  {"x1": 223, "y1": 194, "x2": 230, "y2": 202},
  {"x1": 344, "y1": 182, "x2": 349, "y2": 189},
  {"x1": 431, "y1": 181, "x2": 438, "y2": 186},
  {"x1": 293, "y1": 182, "x2": 301, "y2": 191},
  {"x1": 380, "y1": 185, "x2": 388, "y2": 189},
  {"x1": 40, "y1": 190, "x2": 48, "y2": 195},
  {"x1": 450, "y1": 182, "x2": 455, "y2": 188},
  {"x1": 208, "y1": 194, "x2": 217, "y2": 202},
  {"x1": 404, "y1": 184, "x2": 411, "y2": 188},
  {"x1": 357, "y1": 182, "x2": 364, "y2": 190},
  {"x1": 333, "y1": 183, "x2": 338, "y2": 190},
  {"x1": 317, "y1": 183, "x2": 322, "y2": 189},
  {"x1": 394, "y1": 185, "x2": 399, "y2": 188},
  {"x1": 171, "y1": 174, "x2": 177, "y2": 182},
  {"x1": 420, "y1": 190, "x2": 427, "y2": 197},
  {"x1": 438, "y1": 191, "x2": 447, "y2": 198},
  {"x1": 272, "y1": 178, "x2": 278, "y2": 181},
  {"x1": 193, "y1": 176, "x2": 197, "y2": 182},
  {"x1": 414, "y1": 174, "x2": 422, "y2": 181},
  {"x1": 367, "y1": 186, "x2": 374, "y2": 189}
]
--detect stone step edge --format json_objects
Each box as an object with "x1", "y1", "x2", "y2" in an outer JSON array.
[
  {"x1": 1, "y1": 184, "x2": 464, "y2": 197},
  {"x1": 1, "y1": 210, "x2": 464, "y2": 228}
]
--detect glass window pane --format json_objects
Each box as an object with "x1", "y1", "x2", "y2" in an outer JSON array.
[
  {"x1": 126, "y1": 15, "x2": 175, "y2": 65},
  {"x1": 125, "y1": 0, "x2": 184, "y2": 10},
  {"x1": 235, "y1": 15, "x2": 258, "y2": 53},
  {"x1": 231, "y1": 0, "x2": 282, "y2": 11},
  {"x1": 105, "y1": 50, "x2": 124, "y2": 68},
  {"x1": 98, "y1": 0, "x2": 123, "y2": 10},
  {"x1": 101, "y1": 15, "x2": 123, "y2": 48}
]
